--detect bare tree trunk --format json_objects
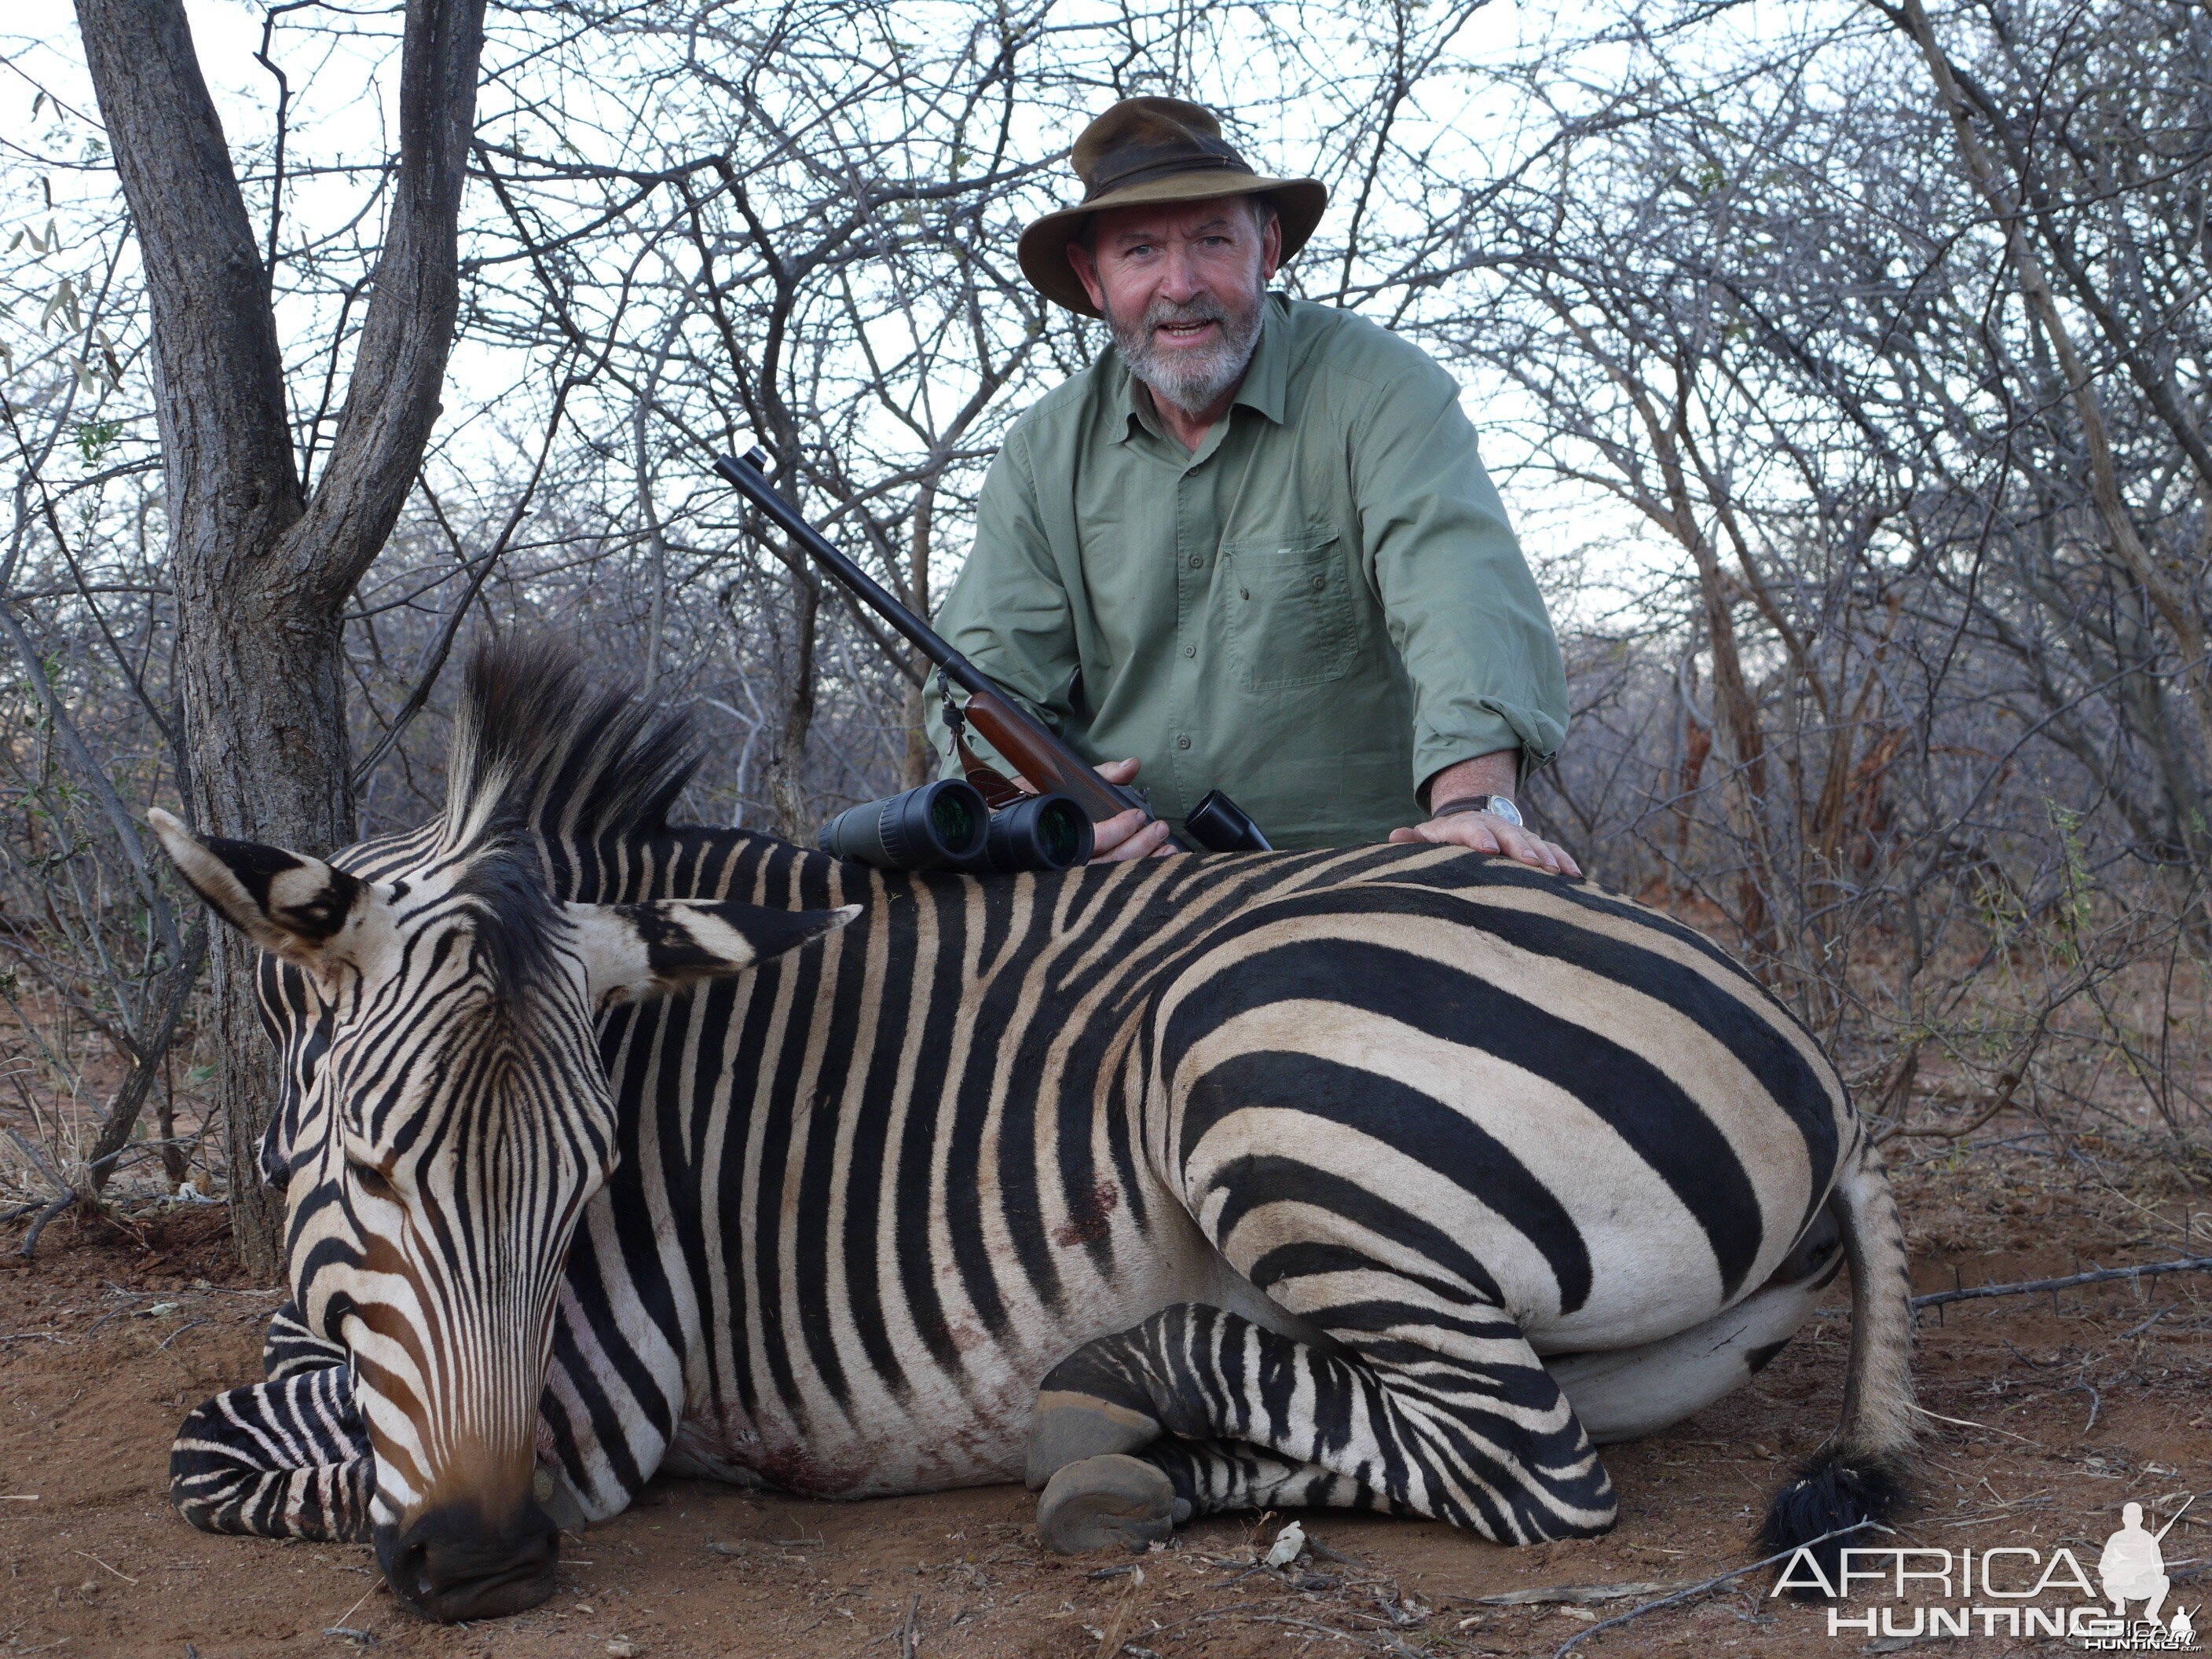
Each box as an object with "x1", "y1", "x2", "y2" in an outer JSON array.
[
  {"x1": 765, "y1": 570, "x2": 820, "y2": 840},
  {"x1": 75, "y1": 0, "x2": 487, "y2": 1277},
  {"x1": 899, "y1": 480, "x2": 937, "y2": 790}
]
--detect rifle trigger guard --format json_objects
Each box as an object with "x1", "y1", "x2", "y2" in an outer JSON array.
[{"x1": 939, "y1": 677, "x2": 1025, "y2": 810}]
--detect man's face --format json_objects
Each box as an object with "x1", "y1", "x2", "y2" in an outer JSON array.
[{"x1": 1067, "y1": 196, "x2": 1283, "y2": 416}]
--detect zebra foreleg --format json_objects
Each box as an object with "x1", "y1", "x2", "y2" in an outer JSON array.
[
  {"x1": 170, "y1": 1364, "x2": 373, "y2": 1541},
  {"x1": 262, "y1": 1298, "x2": 349, "y2": 1380},
  {"x1": 1144, "y1": 1436, "x2": 1409, "y2": 1518},
  {"x1": 1034, "y1": 1438, "x2": 1401, "y2": 1555},
  {"x1": 1027, "y1": 1298, "x2": 1615, "y2": 1553}
]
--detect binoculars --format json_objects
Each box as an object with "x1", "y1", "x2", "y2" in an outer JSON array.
[{"x1": 818, "y1": 779, "x2": 1096, "y2": 874}]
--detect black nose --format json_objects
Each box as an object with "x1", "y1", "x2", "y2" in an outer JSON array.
[{"x1": 375, "y1": 1498, "x2": 558, "y2": 1621}]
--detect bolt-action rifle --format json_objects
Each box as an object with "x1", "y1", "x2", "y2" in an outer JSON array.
[{"x1": 713, "y1": 447, "x2": 1270, "y2": 855}]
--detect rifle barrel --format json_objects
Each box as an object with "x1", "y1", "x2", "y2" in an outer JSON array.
[
  {"x1": 715, "y1": 451, "x2": 991, "y2": 698},
  {"x1": 713, "y1": 449, "x2": 1153, "y2": 824}
]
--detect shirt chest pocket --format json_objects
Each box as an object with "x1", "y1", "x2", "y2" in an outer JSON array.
[{"x1": 1220, "y1": 532, "x2": 1358, "y2": 690}]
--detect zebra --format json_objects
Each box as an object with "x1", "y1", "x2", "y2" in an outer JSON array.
[{"x1": 153, "y1": 643, "x2": 1914, "y2": 1622}]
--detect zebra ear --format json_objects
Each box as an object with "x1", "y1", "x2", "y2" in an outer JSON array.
[
  {"x1": 570, "y1": 899, "x2": 862, "y2": 1007},
  {"x1": 148, "y1": 808, "x2": 380, "y2": 976}
]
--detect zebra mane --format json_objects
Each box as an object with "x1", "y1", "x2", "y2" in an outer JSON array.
[{"x1": 436, "y1": 639, "x2": 701, "y2": 1010}]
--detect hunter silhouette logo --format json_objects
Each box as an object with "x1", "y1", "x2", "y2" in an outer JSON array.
[
  {"x1": 1778, "y1": 1495, "x2": 2200, "y2": 1649},
  {"x1": 2100, "y1": 1500, "x2": 2185, "y2": 1631}
]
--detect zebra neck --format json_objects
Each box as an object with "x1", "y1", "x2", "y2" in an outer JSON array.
[{"x1": 551, "y1": 826, "x2": 849, "y2": 907}]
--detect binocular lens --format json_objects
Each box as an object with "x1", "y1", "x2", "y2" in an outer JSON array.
[
  {"x1": 930, "y1": 786, "x2": 979, "y2": 852},
  {"x1": 817, "y1": 779, "x2": 989, "y2": 869},
  {"x1": 817, "y1": 783, "x2": 1094, "y2": 874},
  {"x1": 1035, "y1": 798, "x2": 1083, "y2": 866},
  {"x1": 960, "y1": 792, "x2": 1095, "y2": 874}
]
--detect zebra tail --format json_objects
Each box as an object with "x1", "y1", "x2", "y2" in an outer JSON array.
[{"x1": 1756, "y1": 1137, "x2": 1915, "y2": 1591}]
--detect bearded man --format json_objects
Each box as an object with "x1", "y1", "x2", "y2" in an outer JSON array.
[{"x1": 928, "y1": 97, "x2": 1575, "y2": 868}]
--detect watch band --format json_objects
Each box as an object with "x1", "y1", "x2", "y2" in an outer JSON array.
[{"x1": 1434, "y1": 794, "x2": 1522, "y2": 826}]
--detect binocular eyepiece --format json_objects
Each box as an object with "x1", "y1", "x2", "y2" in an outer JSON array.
[
  {"x1": 967, "y1": 790, "x2": 1095, "y2": 873},
  {"x1": 816, "y1": 779, "x2": 1095, "y2": 874}
]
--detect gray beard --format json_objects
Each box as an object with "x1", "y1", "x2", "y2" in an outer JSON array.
[{"x1": 1108, "y1": 284, "x2": 1265, "y2": 416}]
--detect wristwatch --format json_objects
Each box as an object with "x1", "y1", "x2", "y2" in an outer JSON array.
[{"x1": 1434, "y1": 793, "x2": 1522, "y2": 827}]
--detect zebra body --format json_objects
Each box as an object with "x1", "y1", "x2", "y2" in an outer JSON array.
[
  {"x1": 558, "y1": 841, "x2": 1836, "y2": 1507},
  {"x1": 159, "y1": 647, "x2": 1911, "y2": 1619}
]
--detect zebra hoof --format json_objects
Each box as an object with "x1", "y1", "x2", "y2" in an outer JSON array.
[
  {"x1": 1025, "y1": 1390, "x2": 1161, "y2": 1490},
  {"x1": 533, "y1": 1464, "x2": 590, "y2": 1533},
  {"x1": 1036, "y1": 1454, "x2": 1181, "y2": 1555}
]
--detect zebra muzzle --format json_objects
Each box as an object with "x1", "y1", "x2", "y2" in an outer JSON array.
[{"x1": 375, "y1": 1497, "x2": 559, "y2": 1621}]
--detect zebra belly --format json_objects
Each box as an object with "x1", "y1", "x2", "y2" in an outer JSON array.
[{"x1": 659, "y1": 1206, "x2": 1300, "y2": 1500}]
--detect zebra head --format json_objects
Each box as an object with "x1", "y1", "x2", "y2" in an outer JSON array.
[{"x1": 150, "y1": 651, "x2": 855, "y2": 1621}]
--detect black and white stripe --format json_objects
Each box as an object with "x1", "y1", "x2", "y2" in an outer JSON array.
[
  {"x1": 160, "y1": 643, "x2": 1914, "y2": 1616},
  {"x1": 169, "y1": 1303, "x2": 369, "y2": 1540}
]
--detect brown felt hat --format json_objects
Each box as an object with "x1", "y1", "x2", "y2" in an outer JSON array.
[{"x1": 1019, "y1": 97, "x2": 1327, "y2": 317}]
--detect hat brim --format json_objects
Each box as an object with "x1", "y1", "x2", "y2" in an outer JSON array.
[{"x1": 1018, "y1": 174, "x2": 1327, "y2": 317}]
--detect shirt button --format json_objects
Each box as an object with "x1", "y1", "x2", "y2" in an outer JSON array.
[
  {"x1": 1188, "y1": 553, "x2": 1203, "y2": 568},
  {"x1": 1182, "y1": 643, "x2": 1196, "y2": 657},
  {"x1": 1175, "y1": 734, "x2": 1192, "y2": 749},
  {"x1": 1310, "y1": 573, "x2": 1327, "y2": 591}
]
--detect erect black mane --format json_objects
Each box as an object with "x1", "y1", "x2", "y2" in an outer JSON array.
[
  {"x1": 439, "y1": 640, "x2": 701, "y2": 1011},
  {"x1": 449, "y1": 639, "x2": 700, "y2": 857}
]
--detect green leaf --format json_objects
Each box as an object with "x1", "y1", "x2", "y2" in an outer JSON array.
[{"x1": 74, "y1": 416, "x2": 122, "y2": 463}]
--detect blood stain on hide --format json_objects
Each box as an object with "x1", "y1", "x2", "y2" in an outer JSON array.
[
  {"x1": 1052, "y1": 1179, "x2": 1121, "y2": 1249},
  {"x1": 751, "y1": 1440, "x2": 866, "y2": 1497}
]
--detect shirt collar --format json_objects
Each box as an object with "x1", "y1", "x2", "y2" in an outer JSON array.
[{"x1": 1111, "y1": 293, "x2": 1288, "y2": 445}]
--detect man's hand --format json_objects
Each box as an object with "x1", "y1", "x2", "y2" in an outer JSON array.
[
  {"x1": 1011, "y1": 757, "x2": 1175, "y2": 862},
  {"x1": 1390, "y1": 805, "x2": 1580, "y2": 876},
  {"x1": 1088, "y1": 758, "x2": 1175, "y2": 862}
]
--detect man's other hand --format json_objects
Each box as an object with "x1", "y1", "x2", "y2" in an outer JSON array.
[
  {"x1": 1089, "y1": 759, "x2": 1175, "y2": 862},
  {"x1": 1390, "y1": 808, "x2": 1580, "y2": 876}
]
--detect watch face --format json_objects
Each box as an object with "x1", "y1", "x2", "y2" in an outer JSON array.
[{"x1": 1486, "y1": 796, "x2": 1524, "y2": 828}]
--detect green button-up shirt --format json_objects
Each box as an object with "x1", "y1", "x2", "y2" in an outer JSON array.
[{"x1": 928, "y1": 295, "x2": 1567, "y2": 850}]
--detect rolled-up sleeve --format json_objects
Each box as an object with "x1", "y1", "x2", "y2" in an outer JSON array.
[
  {"x1": 925, "y1": 429, "x2": 1079, "y2": 774},
  {"x1": 1350, "y1": 368, "x2": 1568, "y2": 798}
]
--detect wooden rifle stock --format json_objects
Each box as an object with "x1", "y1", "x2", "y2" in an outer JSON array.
[{"x1": 958, "y1": 687, "x2": 1137, "y2": 825}]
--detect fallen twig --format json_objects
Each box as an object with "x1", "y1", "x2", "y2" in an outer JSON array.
[
  {"x1": 1551, "y1": 1520, "x2": 1883, "y2": 1657},
  {"x1": 75, "y1": 1548, "x2": 137, "y2": 1584},
  {"x1": 2064, "y1": 1379, "x2": 2103, "y2": 1433},
  {"x1": 1910, "y1": 1403, "x2": 2041, "y2": 1446},
  {"x1": 1910, "y1": 1256, "x2": 2212, "y2": 1311},
  {"x1": 1093, "y1": 1571, "x2": 1144, "y2": 1658},
  {"x1": 327, "y1": 1573, "x2": 383, "y2": 1635},
  {"x1": 1477, "y1": 1580, "x2": 1676, "y2": 1607}
]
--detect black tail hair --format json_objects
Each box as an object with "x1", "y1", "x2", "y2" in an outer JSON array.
[{"x1": 1756, "y1": 1448, "x2": 1906, "y2": 1596}]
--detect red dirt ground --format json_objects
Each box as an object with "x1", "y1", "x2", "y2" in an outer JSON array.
[{"x1": 2, "y1": 1130, "x2": 2207, "y2": 1659}]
